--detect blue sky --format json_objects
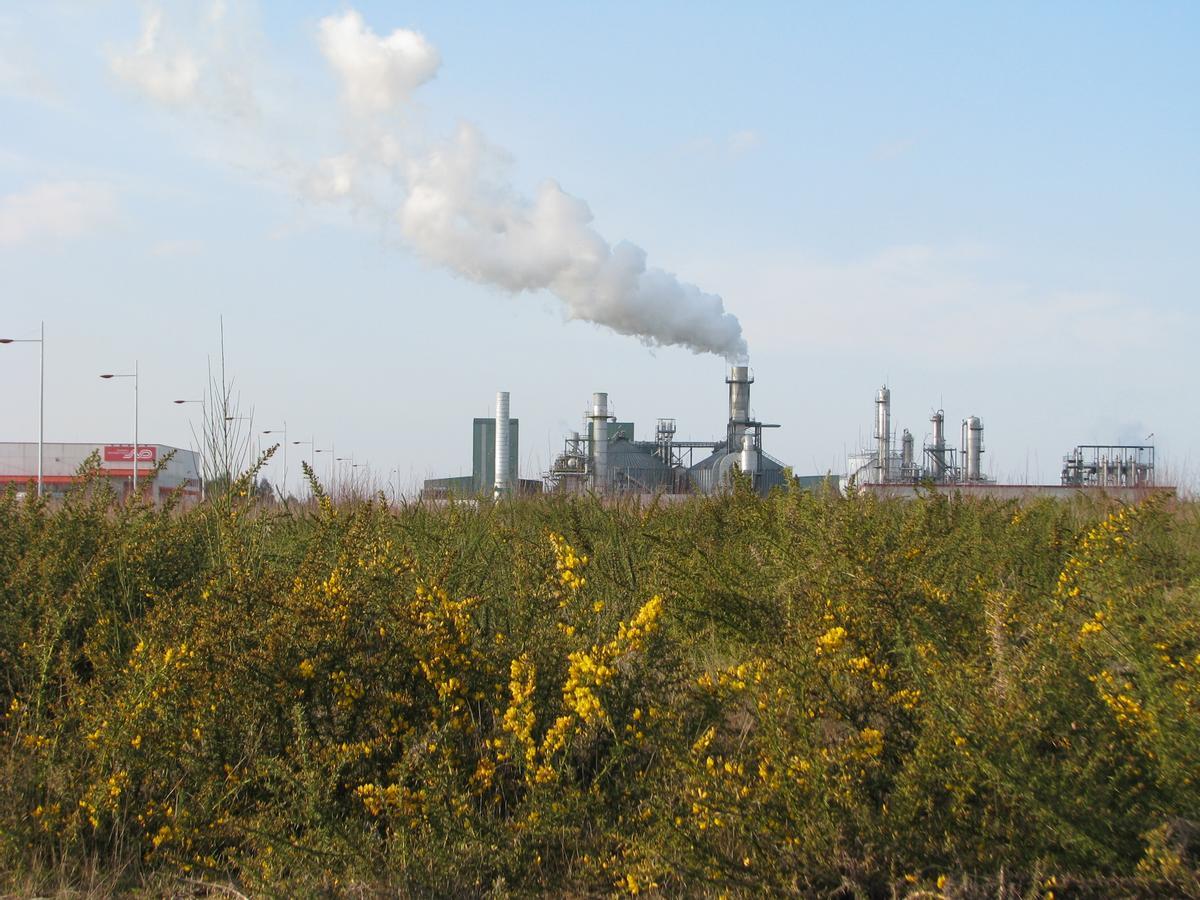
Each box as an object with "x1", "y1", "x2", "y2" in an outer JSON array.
[{"x1": 1, "y1": 2, "x2": 1196, "y2": 494}]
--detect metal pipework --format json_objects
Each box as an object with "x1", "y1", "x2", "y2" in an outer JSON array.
[
  {"x1": 494, "y1": 391, "x2": 510, "y2": 499},
  {"x1": 590, "y1": 392, "x2": 609, "y2": 492},
  {"x1": 740, "y1": 433, "x2": 758, "y2": 478},
  {"x1": 963, "y1": 416, "x2": 984, "y2": 481},
  {"x1": 901, "y1": 428, "x2": 914, "y2": 473},
  {"x1": 875, "y1": 386, "x2": 891, "y2": 483}
]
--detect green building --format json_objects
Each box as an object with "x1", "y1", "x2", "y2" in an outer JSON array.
[{"x1": 422, "y1": 417, "x2": 534, "y2": 499}]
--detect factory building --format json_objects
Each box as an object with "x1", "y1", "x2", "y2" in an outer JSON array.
[
  {"x1": 548, "y1": 366, "x2": 802, "y2": 497},
  {"x1": 421, "y1": 394, "x2": 543, "y2": 499},
  {"x1": 0, "y1": 442, "x2": 201, "y2": 504}
]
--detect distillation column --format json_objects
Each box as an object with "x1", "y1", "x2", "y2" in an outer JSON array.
[
  {"x1": 875, "y1": 386, "x2": 891, "y2": 483},
  {"x1": 963, "y1": 416, "x2": 984, "y2": 482}
]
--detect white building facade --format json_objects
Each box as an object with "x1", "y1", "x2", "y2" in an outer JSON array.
[{"x1": 0, "y1": 442, "x2": 201, "y2": 504}]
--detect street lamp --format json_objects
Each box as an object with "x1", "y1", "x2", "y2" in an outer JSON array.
[
  {"x1": 292, "y1": 437, "x2": 316, "y2": 496},
  {"x1": 0, "y1": 322, "x2": 45, "y2": 497},
  {"x1": 336, "y1": 455, "x2": 355, "y2": 496},
  {"x1": 314, "y1": 443, "x2": 336, "y2": 492},
  {"x1": 262, "y1": 422, "x2": 288, "y2": 497},
  {"x1": 100, "y1": 362, "x2": 139, "y2": 495},
  {"x1": 172, "y1": 399, "x2": 206, "y2": 502}
]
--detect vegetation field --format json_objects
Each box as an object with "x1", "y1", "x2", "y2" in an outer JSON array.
[{"x1": 2, "y1": 464, "x2": 1199, "y2": 897}]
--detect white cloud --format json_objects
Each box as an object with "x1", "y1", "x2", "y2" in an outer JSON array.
[
  {"x1": 873, "y1": 137, "x2": 916, "y2": 161},
  {"x1": 317, "y1": 11, "x2": 440, "y2": 114},
  {"x1": 300, "y1": 154, "x2": 357, "y2": 202},
  {"x1": 0, "y1": 181, "x2": 117, "y2": 246},
  {"x1": 110, "y1": 7, "x2": 201, "y2": 106},
  {"x1": 108, "y1": 3, "x2": 258, "y2": 120},
  {"x1": 151, "y1": 238, "x2": 203, "y2": 257},
  {"x1": 685, "y1": 243, "x2": 1189, "y2": 365},
  {"x1": 728, "y1": 129, "x2": 762, "y2": 156}
]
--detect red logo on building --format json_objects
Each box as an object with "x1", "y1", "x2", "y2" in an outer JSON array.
[{"x1": 104, "y1": 445, "x2": 157, "y2": 463}]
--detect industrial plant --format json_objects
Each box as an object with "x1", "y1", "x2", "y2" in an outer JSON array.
[
  {"x1": 845, "y1": 386, "x2": 990, "y2": 488},
  {"x1": 420, "y1": 368, "x2": 1166, "y2": 502},
  {"x1": 424, "y1": 367, "x2": 818, "y2": 500},
  {"x1": 844, "y1": 384, "x2": 1160, "y2": 500},
  {"x1": 545, "y1": 366, "x2": 796, "y2": 497}
]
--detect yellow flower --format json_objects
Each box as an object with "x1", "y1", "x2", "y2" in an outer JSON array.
[
  {"x1": 817, "y1": 626, "x2": 847, "y2": 652},
  {"x1": 298, "y1": 659, "x2": 315, "y2": 679}
]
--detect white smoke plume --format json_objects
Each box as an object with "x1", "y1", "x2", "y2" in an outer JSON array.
[
  {"x1": 399, "y1": 123, "x2": 747, "y2": 358},
  {"x1": 317, "y1": 11, "x2": 440, "y2": 114},
  {"x1": 112, "y1": 6, "x2": 749, "y2": 362}
]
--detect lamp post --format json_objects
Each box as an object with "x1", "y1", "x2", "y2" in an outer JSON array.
[
  {"x1": 336, "y1": 455, "x2": 354, "y2": 498},
  {"x1": 173, "y1": 399, "x2": 206, "y2": 501},
  {"x1": 292, "y1": 438, "x2": 315, "y2": 496},
  {"x1": 0, "y1": 322, "x2": 45, "y2": 497},
  {"x1": 315, "y1": 443, "x2": 335, "y2": 494},
  {"x1": 262, "y1": 422, "x2": 288, "y2": 498},
  {"x1": 100, "y1": 362, "x2": 139, "y2": 495}
]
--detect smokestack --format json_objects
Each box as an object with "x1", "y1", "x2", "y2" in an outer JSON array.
[
  {"x1": 590, "y1": 392, "x2": 609, "y2": 492},
  {"x1": 494, "y1": 391, "x2": 510, "y2": 498},
  {"x1": 875, "y1": 386, "x2": 891, "y2": 483},
  {"x1": 726, "y1": 366, "x2": 753, "y2": 448}
]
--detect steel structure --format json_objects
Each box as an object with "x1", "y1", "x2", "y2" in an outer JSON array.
[
  {"x1": 1061, "y1": 444, "x2": 1155, "y2": 488},
  {"x1": 547, "y1": 366, "x2": 788, "y2": 496},
  {"x1": 846, "y1": 385, "x2": 986, "y2": 488}
]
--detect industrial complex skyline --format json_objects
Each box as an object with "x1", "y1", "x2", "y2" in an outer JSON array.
[{"x1": 1, "y1": 3, "x2": 1196, "y2": 496}]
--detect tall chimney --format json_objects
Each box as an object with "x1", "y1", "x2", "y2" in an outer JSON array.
[
  {"x1": 590, "y1": 392, "x2": 609, "y2": 492},
  {"x1": 494, "y1": 391, "x2": 510, "y2": 499},
  {"x1": 726, "y1": 366, "x2": 753, "y2": 448}
]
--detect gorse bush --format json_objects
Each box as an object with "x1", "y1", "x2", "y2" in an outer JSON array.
[{"x1": 1, "y1": 466, "x2": 1198, "y2": 897}]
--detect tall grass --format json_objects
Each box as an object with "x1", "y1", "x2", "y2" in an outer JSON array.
[{"x1": 1, "y1": 468, "x2": 1197, "y2": 897}]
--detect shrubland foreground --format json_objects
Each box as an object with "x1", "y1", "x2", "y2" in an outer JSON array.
[{"x1": 2, "y1": 466, "x2": 1199, "y2": 897}]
